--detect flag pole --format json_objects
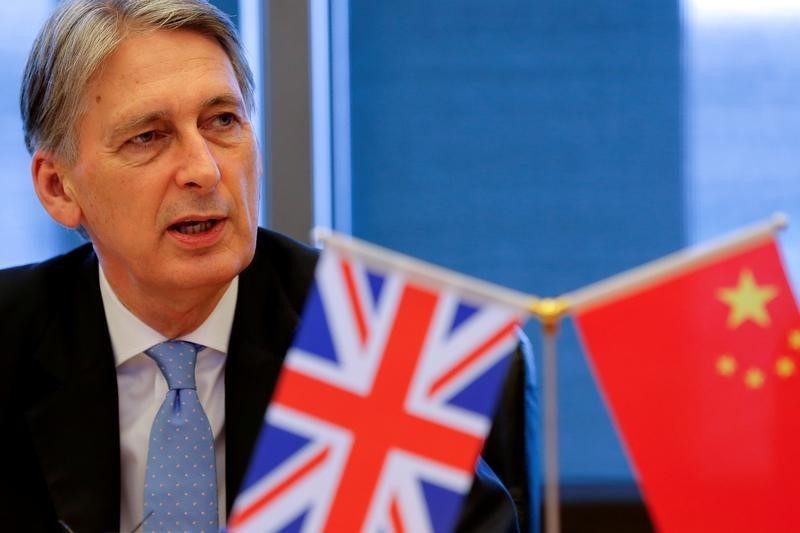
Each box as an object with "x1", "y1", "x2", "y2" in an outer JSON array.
[
  {"x1": 564, "y1": 212, "x2": 787, "y2": 314},
  {"x1": 529, "y1": 298, "x2": 570, "y2": 533},
  {"x1": 313, "y1": 228, "x2": 535, "y2": 312}
]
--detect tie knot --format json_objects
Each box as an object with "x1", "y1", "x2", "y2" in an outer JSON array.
[{"x1": 145, "y1": 340, "x2": 201, "y2": 390}]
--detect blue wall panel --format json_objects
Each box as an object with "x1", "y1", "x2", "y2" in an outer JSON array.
[
  {"x1": 210, "y1": 0, "x2": 239, "y2": 28},
  {"x1": 349, "y1": 0, "x2": 683, "y2": 496}
]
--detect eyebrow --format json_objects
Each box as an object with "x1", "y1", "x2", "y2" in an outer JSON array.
[
  {"x1": 106, "y1": 93, "x2": 246, "y2": 145},
  {"x1": 108, "y1": 110, "x2": 169, "y2": 146},
  {"x1": 201, "y1": 93, "x2": 245, "y2": 112}
]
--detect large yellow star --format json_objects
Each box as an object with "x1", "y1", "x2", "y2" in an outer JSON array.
[{"x1": 716, "y1": 269, "x2": 778, "y2": 329}]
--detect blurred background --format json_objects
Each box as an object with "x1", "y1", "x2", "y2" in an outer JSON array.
[{"x1": 3, "y1": 1, "x2": 799, "y2": 531}]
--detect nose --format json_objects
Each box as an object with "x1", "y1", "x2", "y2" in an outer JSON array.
[{"x1": 174, "y1": 130, "x2": 221, "y2": 190}]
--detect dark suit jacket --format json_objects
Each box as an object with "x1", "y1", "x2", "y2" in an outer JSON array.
[{"x1": 0, "y1": 228, "x2": 534, "y2": 532}]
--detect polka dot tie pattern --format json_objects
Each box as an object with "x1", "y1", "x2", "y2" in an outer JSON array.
[{"x1": 143, "y1": 341, "x2": 218, "y2": 532}]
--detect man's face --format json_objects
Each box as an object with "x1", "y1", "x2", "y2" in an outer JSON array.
[{"x1": 58, "y1": 29, "x2": 260, "y2": 299}]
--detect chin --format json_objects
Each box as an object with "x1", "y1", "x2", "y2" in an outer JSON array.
[{"x1": 168, "y1": 248, "x2": 254, "y2": 291}]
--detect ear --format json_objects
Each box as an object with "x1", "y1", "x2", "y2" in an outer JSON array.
[{"x1": 31, "y1": 150, "x2": 83, "y2": 229}]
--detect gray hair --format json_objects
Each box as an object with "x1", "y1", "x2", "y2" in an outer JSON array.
[{"x1": 20, "y1": 0, "x2": 254, "y2": 161}]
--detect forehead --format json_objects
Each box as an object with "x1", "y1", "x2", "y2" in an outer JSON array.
[{"x1": 81, "y1": 29, "x2": 241, "y2": 123}]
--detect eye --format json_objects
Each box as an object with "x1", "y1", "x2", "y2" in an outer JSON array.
[
  {"x1": 129, "y1": 130, "x2": 159, "y2": 146},
  {"x1": 212, "y1": 112, "x2": 237, "y2": 128}
]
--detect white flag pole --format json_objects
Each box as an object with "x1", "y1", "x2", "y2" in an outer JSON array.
[
  {"x1": 530, "y1": 298, "x2": 570, "y2": 533},
  {"x1": 313, "y1": 228, "x2": 537, "y2": 312},
  {"x1": 564, "y1": 213, "x2": 787, "y2": 315}
]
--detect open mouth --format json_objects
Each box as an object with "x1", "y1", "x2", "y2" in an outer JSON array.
[{"x1": 169, "y1": 219, "x2": 221, "y2": 235}]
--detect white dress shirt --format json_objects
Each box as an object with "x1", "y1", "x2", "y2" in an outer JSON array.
[{"x1": 99, "y1": 269, "x2": 238, "y2": 532}]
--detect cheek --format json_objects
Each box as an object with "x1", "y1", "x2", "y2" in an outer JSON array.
[
  {"x1": 82, "y1": 192, "x2": 132, "y2": 235},
  {"x1": 235, "y1": 146, "x2": 261, "y2": 216},
  {"x1": 74, "y1": 168, "x2": 157, "y2": 236},
  {"x1": 248, "y1": 168, "x2": 261, "y2": 209},
  {"x1": 68, "y1": 173, "x2": 111, "y2": 225}
]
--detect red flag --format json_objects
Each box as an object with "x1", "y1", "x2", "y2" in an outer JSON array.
[{"x1": 571, "y1": 221, "x2": 800, "y2": 532}]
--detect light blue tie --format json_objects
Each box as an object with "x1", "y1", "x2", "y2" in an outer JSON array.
[{"x1": 143, "y1": 341, "x2": 218, "y2": 532}]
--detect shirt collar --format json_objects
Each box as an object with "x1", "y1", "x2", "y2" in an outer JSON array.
[{"x1": 98, "y1": 267, "x2": 239, "y2": 367}]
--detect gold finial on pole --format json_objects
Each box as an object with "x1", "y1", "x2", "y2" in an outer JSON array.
[
  {"x1": 530, "y1": 297, "x2": 570, "y2": 333},
  {"x1": 529, "y1": 297, "x2": 571, "y2": 533}
]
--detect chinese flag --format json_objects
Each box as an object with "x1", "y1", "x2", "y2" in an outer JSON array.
[{"x1": 573, "y1": 233, "x2": 800, "y2": 532}]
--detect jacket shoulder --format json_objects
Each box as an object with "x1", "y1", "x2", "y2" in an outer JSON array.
[
  {"x1": 255, "y1": 227, "x2": 318, "y2": 268},
  {"x1": 0, "y1": 244, "x2": 95, "y2": 334},
  {"x1": 251, "y1": 228, "x2": 319, "y2": 310}
]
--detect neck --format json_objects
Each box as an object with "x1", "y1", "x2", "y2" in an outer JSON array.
[{"x1": 104, "y1": 273, "x2": 232, "y2": 339}]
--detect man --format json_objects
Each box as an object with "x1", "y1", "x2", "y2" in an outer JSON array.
[{"x1": 0, "y1": 1, "x2": 533, "y2": 531}]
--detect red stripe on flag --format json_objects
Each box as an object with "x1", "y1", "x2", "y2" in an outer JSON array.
[
  {"x1": 276, "y1": 369, "x2": 483, "y2": 466},
  {"x1": 427, "y1": 319, "x2": 518, "y2": 398},
  {"x1": 274, "y1": 283, "x2": 484, "y2": 531},
  {"x1": 228, "y1": 446, "x2": 331, "y2": 528},
  {"x1": 340, "y1": 258, "x2": 369, "y2": 346},
  {"x1": 390, "y1": 497, "x2": 405, "y2": 533}
]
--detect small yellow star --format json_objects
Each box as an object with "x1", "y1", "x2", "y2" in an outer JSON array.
[
  {"x1": 716, "y1": 269, "x2": 778, "y2": 329},
  {"x1": 776, "y1": 357, "x2": 795, "y2": 378},
  {"x1": 716, "y1": 354, "x2": 737, "y2": 377},
  {"x1": 789, "y1": 330, "x2": 800, "y2": 351},
  {"x1": 744, "y1": 367, "x2": 765, "y2": 389}
]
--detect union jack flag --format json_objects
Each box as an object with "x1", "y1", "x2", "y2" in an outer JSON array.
[{"x1": 229, "y1": 240, "x2": 527, "y2": 532}]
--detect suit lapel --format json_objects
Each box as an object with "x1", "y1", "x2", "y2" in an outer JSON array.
[
  {"x1": 24, "y1": 250, "x2": 121, "y2": 532},
  {"x1": 224, "y1": 240, "x2": 304, "y2": 512},
  {"x1": 20, "y1": 231, "x2": 316, "y2": 528}
]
